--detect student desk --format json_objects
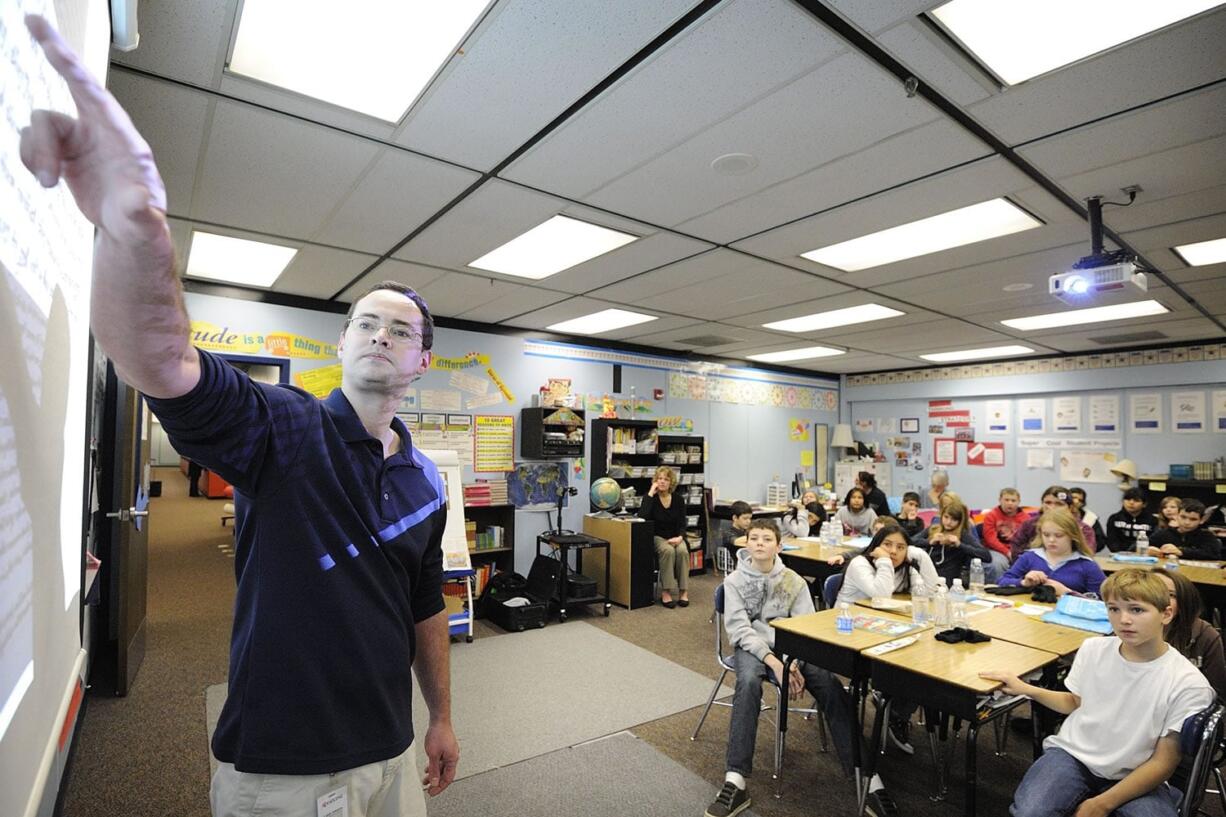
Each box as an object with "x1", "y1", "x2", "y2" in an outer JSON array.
[
  {"x1": 778, "y1": 538, "x2": 861, "y2": 604},
  {"x1": 967, "y1": 607, "x2": 1099, "y2": 659},
  {"x1": 862, "y1": 629, "x2": 1058, "y2": 817},
  {"x1": 771, "y1": 609, "x2": 911, "y2": 814},
  {"x1": 1095, "y1": 555, "x2": 1226, "y2": 587}
]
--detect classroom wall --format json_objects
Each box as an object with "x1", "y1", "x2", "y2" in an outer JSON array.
[
  {"x1": 180, "y1": 292, "x2": 838, "y2": 570},
  {"x1": 841, "y1": 356, "x2": 1226, "y2": 518}
]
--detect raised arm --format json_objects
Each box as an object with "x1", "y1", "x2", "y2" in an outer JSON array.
[{"x1": 19, "y1": 15, "x2": 198, "y2": 399}]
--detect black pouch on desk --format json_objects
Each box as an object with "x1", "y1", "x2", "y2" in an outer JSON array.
[{"x1": 986, "y1": 585, "x2": 1031, "y2": 596}]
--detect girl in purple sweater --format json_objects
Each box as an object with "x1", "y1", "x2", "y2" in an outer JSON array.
[{"x1": 998, "y1": 508, "x2": 1106, "y2": 597}]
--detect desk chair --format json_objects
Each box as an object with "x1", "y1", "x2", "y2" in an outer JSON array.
[
  {"x1": 822, "y1": 574, "x2": 844, "y2": 609},
  {"x1": 1175, "y1": 702, "x2": 1226, "y2": 817},
  {"x1": 692, "y1": 584, "x2": 825, "y2": 797}
]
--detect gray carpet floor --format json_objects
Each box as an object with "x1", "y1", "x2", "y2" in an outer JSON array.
[
  {"x1": 424, "y1": 731, "x2": 763, "y2": 817},
  {"x1": 206, "y1": 622, "x2": 732, "y2": 781}
]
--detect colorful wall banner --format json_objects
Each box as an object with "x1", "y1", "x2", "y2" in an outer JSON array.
[
  {"x1": 294, "y1": 363, "x2": 342, "y2": 398},
  {"x1": 190, "y1": 321, "x2": 337, "y2": 359},
  {"x1": 429, "y1": 352, "x2": 514, "y2": 403},
  {"x1": 667, "y1": 372, "x2": 836, "y2": 410}
]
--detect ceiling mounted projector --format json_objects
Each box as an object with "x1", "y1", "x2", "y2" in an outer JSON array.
[{"x1": 1049, "y1": 260, "x2": 1146, "y2": 302}]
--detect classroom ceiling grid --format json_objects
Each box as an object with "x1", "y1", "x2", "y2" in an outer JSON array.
[{"x1": 107, "y1": 0, "x2": 1226, "y2": 374}]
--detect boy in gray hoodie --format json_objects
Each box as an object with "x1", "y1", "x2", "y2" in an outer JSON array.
[{"x1": 706, "y1": 520, "x2": 899, "y2": 817}]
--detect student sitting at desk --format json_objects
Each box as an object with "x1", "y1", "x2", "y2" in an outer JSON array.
[
  {"x1": 913, "y1": 498, "x2": 996, "y2": 586},
  {"x1": 832, "y1": 523, "x2": 938, "y2": 755},
  {"x1": 782, "y1": 499, "x2": 827, "y2": 538},
  {"x1": 1069, "y1": 487, "x2": 1107, "y2": 550},
  {"x1": 1156, "y1": 570, "x2": 1226, "y2": 699},
  {"x1": 705, "y1": 519, "x2": 899, "y2": 817},
  {"x1": 1010, "y1": 485, "x2": 1098, "y2": 562},
  {"x1": 719, "y1": 501, "x2": 754, "y2": 568},
  {"x1": 981, "y1": 570, "x2": 1213, "y2": 817},
  {"x1": 997, "y1": 508, "x2": 1106, "y2": 598},
  {"x1": 834, "y1": 487, "x2": 878, "y2": 536},
  {"x1": 981, "y1": 487, "x2": 1024, "y2": 574},
  {"x1": 1148, "y1": 499, "x2": 1222, "y2": 561},
  {"x1": 897, "y1": 491, "x2": 925, "y2": 541},
  {"x1": 1105, "y1": 487, "x2": 1161, "y2": 553},
  {"x1": 1158, "y1": 496, "x2": 1183, "y2": 530}
]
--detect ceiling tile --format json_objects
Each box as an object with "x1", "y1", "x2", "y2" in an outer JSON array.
[
  {"x1": 272, "y1": 246, "x2": 380, "y2": 300},
  {"x1": 502, "y1": 0, "x2": 847, "y2": 198},
  {"x1": 395, "y1": 0, "x2": 697, "y2": 169},
  {"x1": 410, "y1": 271, "x2": 553, "y2": 320},
  {"x1": 457, "y1": 286, "x2": 572, "y2": 324},
  {"x1": 722, "y1": 291, "x2": 938, "y2": 336},
  {"x1": 108, "y1": 71, "x2": 212, "y2": 215},
  {"x1": 636, "y1": 265, "x2": 851, "y2": 321},
  {"x1": 110, "y1": 0, "x2": 235, "y2": 86},
  {"x1": 503, "y1": 296, "x2": 695, "y2": 340},
  {"x1": 312, "y1": 148, "x2": 481, "y2": 253},
  {"x1": 1023, "y1": 316, "x2": 1223, "y2": 352},
  {"x1": 337, "y1": 259, "x2": 452, "y2": 304},
  {"x1": 192, "y1": 101, "x2": 380, "y2": 238},
  {"x1": 874, "y1": 19, "x2": 995, "y2": 106},
  {"x1": 968, "y1": 6, "x2": 1226, "y2": 145},
  {"x1": 582, "y1": 51, "x2": 942, "y2": 226}
]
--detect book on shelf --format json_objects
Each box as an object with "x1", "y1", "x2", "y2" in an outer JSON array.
[{"x1": 464, "y1": 479, "x2": 508, "y2": 506}]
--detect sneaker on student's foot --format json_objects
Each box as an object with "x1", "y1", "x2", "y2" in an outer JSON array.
[
  {"x1": 864, "y1": 788, "x2": 900, "y2": 817},
  {"x1": 886, "y1": 719, "x2": 914, "y2": 755},
  {"x1": 704, "y1": 782, "x2": 751, "y2": 817}
]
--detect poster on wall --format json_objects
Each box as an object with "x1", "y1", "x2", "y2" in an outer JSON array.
[
  {"x1": 1171, "y1": 391, "x2": 1206, "y2": 433},
  {"x1": 294, "y1": 363, "x2": 342, "y2": 398},
  {"x1": 878, "y1": 418, "x2": 896, "y2": 434},
  {"x1": 420, "y1": 389, "x2": 463, "y2": 412},
  {"x1": 473, "y1": 415, "x2": 514, "y2": 472},
  {"x1": 1130, "y1": 393, "x2": 1162, "y2": 433},
  {"x1": 900, "y1": 418, "x2": 919, "y2": 434},
  {"x1": 985, "y1": 400, "x2": 1010, "y2": 434},
  {"x1": 1058, "y1": 450, "x2": 1120, "y2": 484},
  {"x1": 855, "y1": 418, "x2": 876, "y2": 433},
  {"x1": 967, "y1": 441, "x2": 1004, "y2": 466},
  {"x1": 788, "y1": 418, "x2": 810, "y2": 441},
  {"x1": 934, "y1": 438, "x2": 957, "y2": 465},
  {"x1": 1052, "y1": 396, "x2": 1081, "y2": 432},
  {"x1": 1089, "y1": 395, "x2": 1119, "y2": 433},
  {"x1": 1214, "y1": 390, "x2": 1226, "y2": 432},
  {"x1": 1018, "y1": 399, "x2": 1045, "y2": 433}
]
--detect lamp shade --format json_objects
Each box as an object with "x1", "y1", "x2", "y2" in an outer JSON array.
[
  {"x1": 830, "y1": 423, "x2": 854, "y2": 450},
  {"x1": 1110, "y1": 458, "x2": 1138, "y2": 481}
]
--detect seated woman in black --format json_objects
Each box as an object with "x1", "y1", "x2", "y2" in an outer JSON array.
[{"x1": 640, "y1": 465, "x2": 689, "y2": 608}]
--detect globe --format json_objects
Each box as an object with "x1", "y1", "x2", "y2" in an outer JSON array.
[{"x1": 590, "y1": 477, "x2": 624, "y2": 515}]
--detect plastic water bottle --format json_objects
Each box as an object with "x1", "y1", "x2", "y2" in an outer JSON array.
[
  {"x1": 1165, "y1": 554, "x2": 1179, "y2": 571},
  {"x1": 950, "y1": 579, "x2": 968, "y2": 628},
  {"x1": 911, "y1": 579, "x2": 930, "y2": 626},
  {"x1": 969, "y1": 558, "x2": 986, "y2": 597},
  {"x1": 1135, "y1": 529, "x2": 1149, "y2": 557},
  {"x1": 932, "y1": 580, "x2": 950, "y2": 631},
  {"x1": 836, "y1": 602, "x2": 854, "y2": 634}
]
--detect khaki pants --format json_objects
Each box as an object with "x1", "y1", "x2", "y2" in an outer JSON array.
[
  {"x1": 655, "y1": 536, "x2": 689, "y2": 594},
  {"x1": 210, "y1": 742, "x2": 426, "y2": 817}
]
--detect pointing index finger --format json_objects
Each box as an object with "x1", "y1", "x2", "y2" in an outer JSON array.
[{"x1": 25, "y1": 13, "x2": 110, "y2": 116}]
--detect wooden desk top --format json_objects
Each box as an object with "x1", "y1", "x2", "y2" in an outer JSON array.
[
  {"x1": 779, "y1": 537, "x2": 860, "y2": 564},
  {"x1": 968, "y1": 607, "x2": 1100, "y2": 658},
  {"x1": 771, "y1": 608, "x2": 912, "y2": 652},
  {"x1": 867, "y1": 627, "x2": 1057, "y2": 693},
  {"x1": 1095, "y1": 555, "x2": 1226, "y2": 587}
]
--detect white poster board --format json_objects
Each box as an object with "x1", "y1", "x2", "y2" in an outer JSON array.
[
  {"x1": 418, "y1": 449, "x2": 471, "y2": 571},
  {"x1": 1058, "y1": 450, "x2": 1120, "y2": 484}
]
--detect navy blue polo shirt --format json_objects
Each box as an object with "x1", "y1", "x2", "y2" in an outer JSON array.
[{"x1": 147, "y1": 349, "x2": 446, "y2": 774}]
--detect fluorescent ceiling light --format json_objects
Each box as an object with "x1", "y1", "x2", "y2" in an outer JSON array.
[
  {"x1": 546, "y1": 309, "x2": 656, "y2": 335},
  {"x1": 469, "y1": 215, "x2": 638, "y2": 279},
  {"x1": 801, "y1": 199, "x2": 1041, "y2": 271},
  {"x1": 931, "y1": 0, "x2": 1222, "y2": 85},
  {"x1": 762, "y1": 303, "x2": 905, "y2": 333},
  {"x1": 1001, "y1": 300, "x2": 1169, "y2": 332},
  {"x1": 185, "y1": 231, "x2": 297, "y2": 288},
  {"x1": 747, "y1": 346, "x2": 846, "y2": 363},
  {"x1": 1173, "y1": 236, "x2": 1226, "y2": 266},
  {"x1": 920, "y1": 345, "x2": 1034, "y2": 362},
  {"x1": 229, "y1": 0, "x2": 487, "y2": 121}
]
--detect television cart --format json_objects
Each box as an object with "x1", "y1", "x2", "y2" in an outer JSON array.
[{"x1": 534, "y1": 532, "x2": 612, "y2": 622}]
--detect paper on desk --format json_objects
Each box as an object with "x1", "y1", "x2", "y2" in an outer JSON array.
[{"x1": 1016, "y1": 604, "x2": 1050, "y2": 616}]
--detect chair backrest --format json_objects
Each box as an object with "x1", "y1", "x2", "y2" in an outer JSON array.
[
  {"x1": 974, "y1": 522, "x2": 984, "y2": 542},
  {"x1": 712, "y1": 583, "x2": 733, "y2": 666},
  {"x1": 715, "y1": 545, "x2": 736, "y2": 576},
  {"x1": 1177, "y1": 702, "x2": 1225, "y2": 817},
  {"x1": 822, "y1": 573, "x2": 844, "y2": 609}
]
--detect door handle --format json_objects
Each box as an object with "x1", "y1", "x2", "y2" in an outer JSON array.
[{"x1": 105, "y1": 507, "x2": 149, "y2": 522}]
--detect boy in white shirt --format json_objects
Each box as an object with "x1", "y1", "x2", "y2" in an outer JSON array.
[{"x1": 982, "y1": 569, "x2": 1213, "y2": 817}]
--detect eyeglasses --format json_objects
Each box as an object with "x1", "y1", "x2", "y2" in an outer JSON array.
[{"x1": 347, "y1": 317, "x2": 423, "y2": 345}]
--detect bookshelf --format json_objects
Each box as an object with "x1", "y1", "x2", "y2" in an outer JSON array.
[
  {"x1": 461, "y1": 480, "x2": 515, "y2": 605},
  {"x1": 520, "y1": 406, "x2": 586, "y2": 458},
  {"x1": 589, "y1": 419, "x2": 708, "y2": 575}
]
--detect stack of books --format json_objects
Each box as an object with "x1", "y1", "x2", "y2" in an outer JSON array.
[
  {"x1": 463, "y1": 479, "x2": 508, "y2": 506},
  {"x1": 473, "y1": 526, "x2": 504, "y2": 550}
]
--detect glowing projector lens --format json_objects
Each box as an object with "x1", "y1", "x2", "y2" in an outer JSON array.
[{"x1": 1065, "y1": 276, "x2": 1089, "y2": 294}]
